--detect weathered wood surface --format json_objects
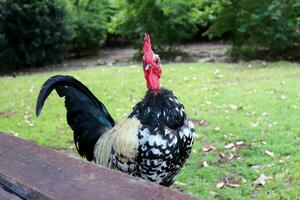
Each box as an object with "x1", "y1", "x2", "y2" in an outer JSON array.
[
  {"x1": 0, "y1": 133, "x2": 198, "y2": 200},
  {"x1": 0, "y1": 187, "x2": 22, "y2": 200}
]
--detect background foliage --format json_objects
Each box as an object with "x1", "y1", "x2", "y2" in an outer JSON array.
[
  {"x1": 109, "y1": 0, "x2": 200, "y2": 50},
  {"x1": 66, "y1": 0, "x2": 111, "y2": 57},
  {"x1": 0, "y1": 0, "x2": 299, "y2": 69},
  {"x1": 0, "y1": 0, "x2": 68, "y2": 69},
  {"x1": 198, "y1": 0, "x2": 300, "y2": 60}
]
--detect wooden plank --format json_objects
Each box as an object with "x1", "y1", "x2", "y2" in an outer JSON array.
[
  {"x1": 0, "y1": 187, "x2": 22, "y2": 200},
  {"x1": 0, "y1": 133, "x2": 198, "y2": 200}
]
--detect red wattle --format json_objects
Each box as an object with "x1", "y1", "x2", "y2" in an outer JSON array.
[{"x1": 148, "y1": 70, "x2": 160, "y2": 91}]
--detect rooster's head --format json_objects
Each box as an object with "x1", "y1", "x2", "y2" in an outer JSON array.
[{"x1": 143, "y1": 33, "x2": 162, "y2": 92}]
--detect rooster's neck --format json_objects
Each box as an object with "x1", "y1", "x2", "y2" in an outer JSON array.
[{"x1": 129, "y1": 88, "x2": 186, "y2": 130}]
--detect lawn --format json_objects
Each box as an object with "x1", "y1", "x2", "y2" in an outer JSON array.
[{"x1": 0, "y1": 61, "x2": 300, "y2": 199}]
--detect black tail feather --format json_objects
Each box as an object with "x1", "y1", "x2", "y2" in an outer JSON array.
[
  {"x1": 36, "y1": 75, "x2": 115, "y2": 161},
  {"x1": 36, "y1": 75, "x2": 114, "y2": 124}
]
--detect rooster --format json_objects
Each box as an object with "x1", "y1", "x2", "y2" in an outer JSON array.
[{"x1": 36, "y1": 34, "x2": 195, "y2": 186}]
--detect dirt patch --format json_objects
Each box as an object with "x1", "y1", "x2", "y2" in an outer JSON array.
[
  {"x1": 179, "y1": 42, "x2": 229, "y2": 62},
  {"x1": 191, "y1": 119, "x2": 209, "y2": 127},
  {"x1": 0, "y1": 111, "x2": 17, "y2": 118},
  {"x1": 1, "y1": 43, "x2": 229, "y2": 76}
]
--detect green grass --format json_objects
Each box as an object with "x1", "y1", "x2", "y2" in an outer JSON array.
[{"x1": 1, "y1": 61, "x2": 300, "y2": 199}]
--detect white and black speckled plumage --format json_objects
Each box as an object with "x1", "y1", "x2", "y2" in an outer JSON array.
[{"x1": 95, "y1": 88, "x2": 195, "y2": 186}]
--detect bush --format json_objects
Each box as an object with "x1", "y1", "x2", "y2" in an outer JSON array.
[
  {"x1": 109, "y1": 0, "x2": 200, "y2": 50},
  {"x1": 199, "y1": 0, "x2": 300, "y2": 60},
  {"x1": 66, "y1": 0, "x2": 111, "y2": 56},
  {"x1": 0, "y1": 0, "x2": 69, "y2": 69}
]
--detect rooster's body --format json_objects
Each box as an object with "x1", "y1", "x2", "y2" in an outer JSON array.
[{"x1": 36, "y1": 34, "x2": 195, "y2": 186}]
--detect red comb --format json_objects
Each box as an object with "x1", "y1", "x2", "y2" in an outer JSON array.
[{"x1": 143, "y1": 33, "x2": 154, "y2": 63}]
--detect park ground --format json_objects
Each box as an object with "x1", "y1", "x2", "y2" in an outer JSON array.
[{"x1": 0, "y1": 59, "x2": 300, "y2": 199}]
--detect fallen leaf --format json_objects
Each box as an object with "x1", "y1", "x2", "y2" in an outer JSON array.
[
  {"x1": 206, "y1": 100, "x2": 212, "y2": 105},
  {"x1": 267, "y1": 164, "x2": 274, "y2": 167},
  {"x1": 236, "y1": 156, "x2": 243, "y2": 160},
  {"x1": 202, "y1": 145, "x2": 215, "y2": 152},
  {"x1": 254, "y1": 173, "x2": 269, "y2": 186},
  {"x1": 191, "y1": 119, "x2": 208, "y2": 127},
  {"x1": 225, "y1": 143, "x2": 235, "y2": 149},
  {"x1": 217, "y1": 151, "x2": 226, "y2": 158},
  {"x1": 224, "y1": 133, "x2": 234, "y2": 138},
  {"x1": 246, "y1": 111, "x2": 256, "y2": 117},
  {"x1": 216, "y1": 182, "x2": 225, "y2": 189},
  {"x1": 229, "y1": 104, "x2": 237, "y2": 110},
  {"x1": 223, "y1": 177, "x2": 241, "y2": 188},
  {"x1": 293, "y1": 105, "x2": 298, "y2": 109},
  {"x1": 241, "y1": 177, "x2": 248, "y2": 183},
  {"x1": 250, "y1": 164, "x2": 260, "y2": 170},
  {"x1": 227, "y1": 153, "x2": 235, "y2": 160},
  {"x1": 262, "y1": 112, "x2": 268, "y2": 116},
  {"x1": 202, "y1": 161, "x2": 209, "y2": 168},
  {"x1": 236, "y1": 141, "x2": 244, "y2": 146},
  {"x1": 214, "y1": 127, "x2": 221, "y2": 131},
  {"x1": 278, "y1": 160, "x2": 285, "y2": 164},
  {"x1": 265, "y1": 150, "x2": 275, "y2": 157},
  {"x1": 214, "y1": 69, "x2": 220, "y2": 74},
  {"x1": 280, "y1": 95, "x2": 286, "y2": 100},
  {"x1": 217, "y1": 151, "x2": 237, "y2": 163}
]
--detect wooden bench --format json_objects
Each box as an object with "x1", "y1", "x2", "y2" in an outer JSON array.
[{"x1": 0, "y1": 133, "x2": 198, "y2": 200}]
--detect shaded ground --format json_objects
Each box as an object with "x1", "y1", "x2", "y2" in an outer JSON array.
[
  {"x1": 2, "y1": 42, "x2": 229, "y2": 76},
  {"x1": 178, "y1": 42, "x2": 229, "y2": 62},
  {"x1": 62, "y1": 42, "x2": 229, "y2": 67}
]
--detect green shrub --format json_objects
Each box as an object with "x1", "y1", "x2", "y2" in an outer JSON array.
[
  {"x1": 109, "y1": 0, "x2": 200, "y2": 50},
  {"x1": 0, "y1": 0, "x2": 69, "y2": 69},
  {"x1": 66, "y1": 0, "x2": 111, "y2": 56},
  {"x1": 199, "y1": 0, "x2": 300, "y2": 60}
]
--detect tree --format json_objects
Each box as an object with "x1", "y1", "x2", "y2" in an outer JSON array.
[
  {"x1": 0, "y1": 0, "x2": 69, "y2": 69},
  {"x1": 199, "y1": 0, "x2": 300, "y2": 60},
  {"x1": 66, "y1": 0, "x2": 111, "y2": 56},
  {"x1": 110, "y1": 0, "x2": 200, "y2": 50}
]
